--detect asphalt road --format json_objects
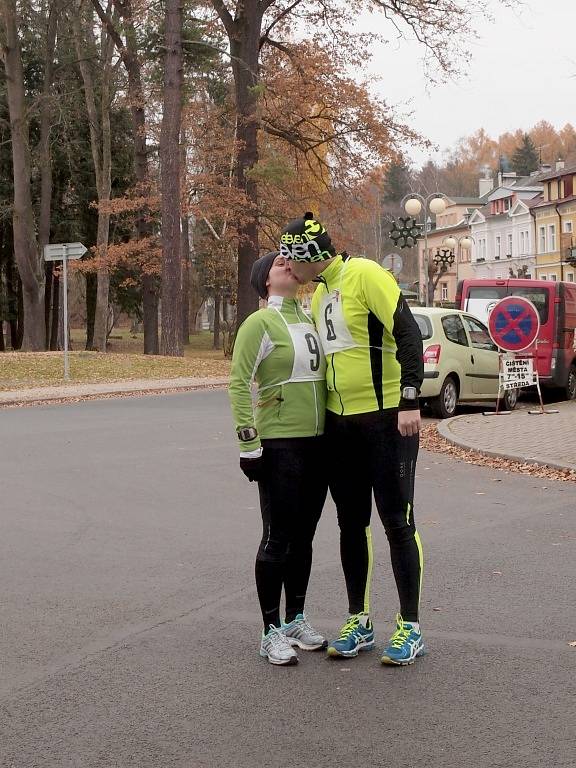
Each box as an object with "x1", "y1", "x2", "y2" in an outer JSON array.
[{"x1": 1, "y1": 391, "x2": 575, "y2": 768}]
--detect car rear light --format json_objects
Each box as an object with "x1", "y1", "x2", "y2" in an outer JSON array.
[{"x1": 423, "y1": 344, "x2": 441, "y2": 364}]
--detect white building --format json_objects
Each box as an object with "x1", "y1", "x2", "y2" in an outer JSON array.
[{"x1": 469, "y1": 172, "x2": 543, "y2": 279}]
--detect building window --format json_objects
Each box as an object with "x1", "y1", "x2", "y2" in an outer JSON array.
[
  {"x1": 548, "y1": 224, "x2": 556, "y2": 251},
  {"x1": 539, "y1": 226, "x2": 546, "y2": 253},
  {"x1": 525, "y1": 230, "x2": 530, "y2": 253},
  {"x1": 507, "y1": 233, "x2": 513, "y2": 256},
  {"x1": 550, "y1": 274, "x2": 558, "y2": 281},
  {"x1": 495, "y1": 235, "x2": 501, "y2": 259},
  {"x1": 520, "y1": 231, "x2": 525, "y2": 254},
  {"x1": 540, "y1": 274, "x2": 547, "y2": 281},
  {"x1": 441, "y1": 283, "x2": 448, "y2": 301},
  {"x1": 567, "y1": 273, "x2": 575, "y2": 282},
  {"x1": 564, "y1": 221, "x2": 573, "y2": 234}
]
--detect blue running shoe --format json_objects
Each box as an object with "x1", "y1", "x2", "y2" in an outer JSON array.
[
  {"x1": 380, "y1": 614, "x2": 426, "y2": 665},
  {"x1": 327, "y1": 614, "x2": 375, "y2": 658}
]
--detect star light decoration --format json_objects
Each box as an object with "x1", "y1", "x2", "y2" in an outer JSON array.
[{"x1": 388, "y1": 217, "x2": 423, "y2": 249}]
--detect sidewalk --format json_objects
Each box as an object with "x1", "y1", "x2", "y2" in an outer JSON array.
[
  {"x1": 437, "y1": 400, "x2": 576, "y2": 472},
  {"x1": 0, "y1": 376, "x2": 229, "y2": 406}
]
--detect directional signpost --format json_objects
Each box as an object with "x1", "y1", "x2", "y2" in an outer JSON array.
[
  {"x1": 43, "y1": 243, "x2": 87, "y2": 380},
  {"x1": 487, "y1": 296, "x2": 558, "y2": 415}
]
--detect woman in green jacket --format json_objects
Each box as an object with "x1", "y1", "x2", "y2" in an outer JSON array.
[{"x1": 229, "y1": 251, "x2": 328, "y2": 665}]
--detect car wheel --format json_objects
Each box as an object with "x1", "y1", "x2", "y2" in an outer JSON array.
[
  {"x1": 499, "y1": 388, "x2": 518, "y2": 411},
  {"x1": 431, "y1": 376, "x2": 458, "y2": 419},
  {"x1": 567, "y1": 365, "x2": 576, "y2": 401}
]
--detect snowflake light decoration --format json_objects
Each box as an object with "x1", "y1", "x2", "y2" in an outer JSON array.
[{"x1": 389, "y1": 217, "x2": 423, "y2": 249}]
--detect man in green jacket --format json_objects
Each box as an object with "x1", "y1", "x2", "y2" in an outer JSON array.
[{"x1": 280, "y1": 213, "x2": 426, "y2": 666}]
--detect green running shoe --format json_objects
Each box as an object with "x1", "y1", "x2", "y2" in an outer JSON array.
[
  {"x1": 380, "y1": 614, "x2": 426, "y2": 665},
  {"x1": 327, "y1": 614, "x2": 375, "y2": 658}
]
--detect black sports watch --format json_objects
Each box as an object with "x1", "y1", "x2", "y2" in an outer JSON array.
[
  {"x1": 237, "y1": 426, "x2": 258, "y2": 442},
  {"x1": 401, "y1": 386, "x2": 419, "y2": 401}
]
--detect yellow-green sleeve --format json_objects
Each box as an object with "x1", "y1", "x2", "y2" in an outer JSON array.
[{"x1": 228, "y1": 312, "x2": 269, "y2": 452}]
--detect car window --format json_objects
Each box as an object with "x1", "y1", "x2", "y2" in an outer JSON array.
[
  {"x1": 412, "y1": 314, "x2": 433, "y2": 340},
  {"x1": 441, "y1": 315, "x2": 468, "y2": 347},
  {"x1": 463, "y1": 316, "x2": 497, "y2": 351}
]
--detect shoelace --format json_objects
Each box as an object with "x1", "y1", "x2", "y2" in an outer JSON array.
[
  {"x1": 338, "y1": 615, "x2": 361, "y2": 639},
  {"x1": 296, "y1": 616, "x2": 315, "y2": 634},
  {"x1": 389, "y1": 626, "x2": 411, "y2": 649},
  {"x1": 266, "y1": 626, "x2": 291, "y2": 651}
]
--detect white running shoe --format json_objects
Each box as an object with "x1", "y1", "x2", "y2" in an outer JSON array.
[
  {"x1": 259, "y1": 626, "x2": 298, "y2": 665},
  {"x1": 283, "y1": 613, "x2": 327, "y2": 651}
]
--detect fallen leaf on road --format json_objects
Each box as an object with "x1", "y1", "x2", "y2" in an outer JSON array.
[
  {"x1": 476, "y1": 492, "x2": 485, "y2": 495},
  {"x1": 492, "y1": 570, "x2": 502, "y2": 575},
  {"x1": 432, "y1": 607, "x2": 442, "y2": 612},
  {"x1": 568, "y1": 641, "x2": 576, "y2": 647}
]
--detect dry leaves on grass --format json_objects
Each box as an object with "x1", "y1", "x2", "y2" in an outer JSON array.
[
  {"x1": 420, "y1": 424, "x2": 576, "y2": 483},
  {"x1": 0, "y1": 352, "x2": 230, "y2": 390}
]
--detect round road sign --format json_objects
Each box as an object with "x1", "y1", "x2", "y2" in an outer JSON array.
[{"x1": 487, "y1": 295, "x2": 540, "y2": 352}]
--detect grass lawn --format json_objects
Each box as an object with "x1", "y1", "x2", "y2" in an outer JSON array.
[{"x1": 0, "y1": 330, "x2": 230, "y2": 390}]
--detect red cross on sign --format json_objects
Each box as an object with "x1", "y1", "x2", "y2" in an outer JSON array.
[{"x1": 488, "y1": 296, "x2": 540, "y2": 352}]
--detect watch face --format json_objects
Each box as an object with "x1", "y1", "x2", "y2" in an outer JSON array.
[{"x1": 402, "y1": 387, "x2": 418, "y2": 400}]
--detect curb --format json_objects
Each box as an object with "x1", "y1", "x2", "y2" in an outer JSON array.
[
  {"x1": 436, "y1": 411, "x2": 576, "y2": 473},
  {"x1": 0, "y1": 380, "x2": 229, "y2": 409}
]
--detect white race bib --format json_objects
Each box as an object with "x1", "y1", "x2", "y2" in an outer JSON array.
[
  {"x1": 285, "y1": 322, "x2": 326, "y2": 382},
  {"x1": 317, "y1": 290, "x2": 357, "y2": 355}
]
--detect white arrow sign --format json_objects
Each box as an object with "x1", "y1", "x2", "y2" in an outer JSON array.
[{"x1": 44, "y1": 242, "x2": 87, "y2": 261}]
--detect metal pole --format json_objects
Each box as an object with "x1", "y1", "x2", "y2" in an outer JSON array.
[
  {"x1": 423, "y1": 210, "x2": 429, "y2": 306},
  {"x1": 62, "y1": 245, "x2": 69, "y2": 380}
]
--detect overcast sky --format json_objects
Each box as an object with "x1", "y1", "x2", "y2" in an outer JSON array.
[{"x1": 360, "y1": 0, "x2": 576, "y2": 167}]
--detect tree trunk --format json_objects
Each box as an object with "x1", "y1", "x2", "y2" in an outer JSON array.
[
  {"x1": 142, "y1": 274, "x2": 159, "y2": 354},
  {"x1": 230, "y1": 20, "x2": 261, "y2": 327},
  {"x1": 211, "y1": 1, "x2": 263, "y2": 328},
  {"x1": 49, "y1": 273, "x2": 60, "y2": 351},
  {"x1": 39, "y1": 3, "x2": 58, "y2": 346},
  {"x1": 1, "y1": 0, "x2": 45, "y2": 350},
  {"x1": 181, "y1": 214, "x2": 190, "y2": 345},
  {"x1": 72, "y1": 5, "x2": 113, "y2": 352},
  {"x1": 213, "y1": 294, "x2": 221, "y2": 350},
  {"x1": 159, "y1": 0, "x2": 183, "y2": 357},
  {"x1": 85, "y1": 272, "x2": 97, "y2": 349}
]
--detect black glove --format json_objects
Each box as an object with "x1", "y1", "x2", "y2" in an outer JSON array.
[{"x1": 240, "y1": 455, "x2": 265, "y2": 483}]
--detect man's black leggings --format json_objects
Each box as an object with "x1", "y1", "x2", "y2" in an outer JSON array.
[
  {"x1": 255, "y1": 436, "x2": 328, "y2": 631},
  {"x1": 325, "y1": 409, "x2": 422, "y2": 622}
]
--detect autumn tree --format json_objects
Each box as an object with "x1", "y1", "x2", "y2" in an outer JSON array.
[
  {"x1": 210, "y1": 0, "x2": 518, "y2": 327},
  {"x1": 89, "y1": 0, "x2": 160, "y2": 354}
]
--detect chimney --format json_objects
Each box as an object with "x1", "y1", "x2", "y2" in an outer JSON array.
[
  {"x1": 556, "y1": 158, "x2": 565, "y2": 171},
  {"x1": 479, "y1": 167, "x2": 494, "y2": 197},
  {"x1": 540, "y1": 163, "x2": 552, "y2": 173}
]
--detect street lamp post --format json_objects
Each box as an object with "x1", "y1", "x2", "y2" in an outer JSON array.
[
  {"x1": 442, "y1": 235, "x2": 475, "y2": 294},
  {"x1": 402, "y1": 193, "x2": 449, "y2": 306}
]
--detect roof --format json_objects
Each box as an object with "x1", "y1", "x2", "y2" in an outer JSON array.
[
  {"x1": 535, "y1": 163, "x2": 576, "y2": 182},
  {"x1": 529, "y1": 193, "x2": 576, "y2": 210}
]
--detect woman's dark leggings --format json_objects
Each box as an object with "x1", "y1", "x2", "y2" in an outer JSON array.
[
  {"x1": 256, "y1": 436, "x2": 328, "y2": 631},
  {"x1": 325, "y1": 409, "x2": 422, "y2": 622}
]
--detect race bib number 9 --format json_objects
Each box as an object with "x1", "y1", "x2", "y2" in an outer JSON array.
[{"x1": 286, "y1": 323, "x2": 326, "y2": 381}]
